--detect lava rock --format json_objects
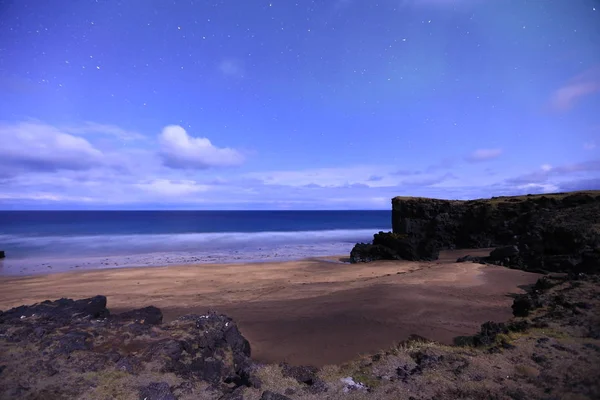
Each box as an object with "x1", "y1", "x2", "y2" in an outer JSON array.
[{"x1": 114, "y1": 306, "x2": 163, "y2": 325}]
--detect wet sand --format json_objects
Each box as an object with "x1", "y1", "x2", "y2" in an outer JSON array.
[{"x1": 0, "y1": 249, "x2": 541, "y2": 366}]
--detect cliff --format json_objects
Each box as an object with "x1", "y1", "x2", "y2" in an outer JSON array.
[{"x1": 352, "y1": 191, "x2": 600, "y2": 273}]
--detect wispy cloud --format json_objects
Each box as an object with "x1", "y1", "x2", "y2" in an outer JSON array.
[
  {"x1": 465, "y1": 148, "x2": 503, "y2": 163},
  {"x1": 584, "y1": 141, "x2": 597, "y2": 150},
  {"x1": 63, "y1": 122, "x2": 145, "y2": 141},
  {"x1": 549, "y1": 66, "x2": 600, "y2": 112}
]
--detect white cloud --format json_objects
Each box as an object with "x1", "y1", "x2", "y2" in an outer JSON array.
[
  {"x1": 0, "y1": 122, "x2": 104, "y2": 173},
  {"x1": 541, "y1": 164, "x2": 552, "y2": 171},
  {"x1": 135, "y1": 179, "x2": 211, "y2": 196},
  {"x1": 465, "y1": 148, "x2": 503, "y2": 163},
  {"x1": 0, "y1": 192, "x2": 94, "y2": 202},
  {"x1": 158, "y1": 125, "x2": 245, "y2": 169},
  {"x1": 515, "y1": 183, "x2": 560, "y2": 193}
]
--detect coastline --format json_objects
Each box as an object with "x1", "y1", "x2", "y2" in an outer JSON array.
[
  {"x1": 0, "y1": 248, "x2": 541, "y2": 366},
  {"x1": 0, "y1": 242, "x2": 359, "y2": 276}
]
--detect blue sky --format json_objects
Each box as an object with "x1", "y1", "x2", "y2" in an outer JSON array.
[{"x1": 0, "y1": 0, "x2": 599, "y2": 210}]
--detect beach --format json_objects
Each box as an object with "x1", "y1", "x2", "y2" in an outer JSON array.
[{"x1": 0, "y1": 248, "x2": 541, "y2": 367}]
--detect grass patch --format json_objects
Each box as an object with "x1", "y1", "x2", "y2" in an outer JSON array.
[
  {"x1": 87, "y1": 370, "x2": 134, "y2": 400},
  {"x1": 255, "y1": 364, "x2": 301, "y2": 394},
  {"x1": 514, "y1": 364, "x2": 539, "y2": 378}
]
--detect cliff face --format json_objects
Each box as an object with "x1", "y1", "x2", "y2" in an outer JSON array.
[{"x1": 352, "y1": 191, "x2": 600, "y2": 273}]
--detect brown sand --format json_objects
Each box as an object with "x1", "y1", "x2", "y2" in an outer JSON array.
[{"x1": 0, "y1": 249, "x2": 541, "y2": 367}]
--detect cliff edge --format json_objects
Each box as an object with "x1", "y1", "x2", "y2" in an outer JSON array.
[{"x1": 351, "y1": 190, "x2": 600, "y2": 273}]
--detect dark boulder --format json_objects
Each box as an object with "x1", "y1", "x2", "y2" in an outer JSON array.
[
  {"x1": 350, "y1": 243, "x2": 399, "y2": 263},
  {"x1": 456, "y1": 255, "x2": 486, "y2": 263},
  {"x1": 372, "y1": 232, "x2": 439, "y2": 261},
  {"x1": 114, "y1": 306, "x2": 163, "y2": 325},
  {"x1": 350, "y1": 232, "x2": 439, "y2": 263},
  {"x1": 280, "y1": 363, "x2": 319, "y2": 385},
  {"x1": 512, "y1": 294, "x2": 535, "y2": 317},
  {"x1": 0, "y1": 295, "x2": 109, "y2": 325},
  {"x1": 0, "y1": 250, "x2": 4, "y2": 258}
]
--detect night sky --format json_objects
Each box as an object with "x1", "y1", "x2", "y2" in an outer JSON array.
[{"x1": 0, "y1": 0, "x2": 599, "y2": 209}]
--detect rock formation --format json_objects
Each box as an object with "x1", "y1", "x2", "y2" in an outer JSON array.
[
  {"x1": 351, "y1": 191, "x2": 600, "y2": 273},
  {"x1": 0, "y1": 296, "x2": 257, "y2": 399},
  {"x1": 1, "y1": 278, "x2": 599, "y2": 398}
]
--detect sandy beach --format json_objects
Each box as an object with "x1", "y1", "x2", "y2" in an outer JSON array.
[{"x1": 0, "y1": 248, "x2": 541, "y2": 367}]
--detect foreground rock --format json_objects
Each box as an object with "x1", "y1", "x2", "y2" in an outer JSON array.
[
  {"x1": 351, "y1": 191, "x2": 600, "y2": 273},
  {"x1": 0, "y1": 296, "x2": 256, "y2": 399},
  {"x1": 1, "y1": 276, "x2": 599, "y2": 399}
]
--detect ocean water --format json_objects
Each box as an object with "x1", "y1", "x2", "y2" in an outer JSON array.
[{"x1": 0, "y1": 211, "x2": 389, "y2": 275}]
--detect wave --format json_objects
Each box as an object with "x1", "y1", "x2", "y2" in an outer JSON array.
[{"x1": 0, "y1": 228, "x2": 385, "y2": 258}]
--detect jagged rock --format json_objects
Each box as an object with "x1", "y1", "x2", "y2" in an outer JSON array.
[
  {"x1": 350, "y1": 232, "x2": 439, "y2": 263},
  {"x1": 0, "y1": 297, "x2": 255, "y2": 399},
  {"x1": 456, "y1": 255, "x2": 486, "y2": 263},
  {"x1": 0, "y1": 250, "x2": 5, "y2": 258},
  {"x1": 114, "y1": 306, "x2": 163, "y2": 325},
  {"x1": 0, "y1": 295, "x2": 109, "y2": 325},
  {"x1": 280, "y1": 363, "x2": 319, "y2": 385},
  {"x1": 350, "y1": 243, "x2": 399, "y2": 263}
]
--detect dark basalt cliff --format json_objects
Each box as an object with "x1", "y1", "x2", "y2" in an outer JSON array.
[{"x1": 351, "y1": 191, "x2": 600, "y2": 273}]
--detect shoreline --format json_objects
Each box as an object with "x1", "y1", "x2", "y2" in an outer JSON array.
[
  {"x1": 0, "y1": 245, "x2": 357, "y2": 277},
  {"x1": 0, "y1": 248, "x2": 541, "y2": 366}
]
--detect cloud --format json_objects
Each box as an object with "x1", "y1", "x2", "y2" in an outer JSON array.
[
  {"x1": 584, "y1": 142, "x2": 597, "y2": 150},
  {"x1": 402, "y1": 172, "x2": 457, "y2": 187},
  {"x1": 504, "y1": 159, "x2": 600, "y2": 186},
  {"x1": 557, "y1": 178, "x2": 600, "y2": 192},
  {"x1": 135, "y1": 179, "x2": 211, "y2": 196},
  {"x1": 218, "y1": 59, "x2": 245, "y2": 78},
  {"x1": 0, "y1": 122, "x2": 104, "y2": 174},
  {"x1": 391, "y1": 169, "x2": 422, "y2": 176},
  {"x1": 465, "y1": 148, "x2": 503, "y2": 163},
  {"x1": 63, "y1": 122, "x2": 145, "y2": 141},
  {"x1": 549, "y1": 66, "x2": 600, "y2": 112},
  {"x1": 158, "y1": 125, "x2": 245, "y2": 169},
  {"x1": 245, "y1": 165, "x2": 403, "y2": 188},
  {"x1": 425, "y1": 158, "x2": 456, "y2": 172}
]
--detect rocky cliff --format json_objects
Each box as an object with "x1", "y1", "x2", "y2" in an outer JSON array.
[{"x1": 351, "y1": 191, "x2": 600, "y2": 273}]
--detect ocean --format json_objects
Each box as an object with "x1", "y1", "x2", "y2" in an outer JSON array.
[{"x1": 0, "y1": 210, "x2": 389, "y2": 275}]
